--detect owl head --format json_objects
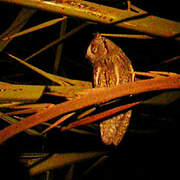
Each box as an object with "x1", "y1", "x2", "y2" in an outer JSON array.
[
  {"x1": 86, "y1": 33, "x2": 107, "y2": 63},
  {"x1": 86, "y1": 33, "x2": 119, "y2": 64}
]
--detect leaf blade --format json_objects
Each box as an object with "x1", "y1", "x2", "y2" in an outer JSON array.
[
  {"x1": 3, "y1": 17, "x2": 67, "y2": 40},
  {"x1": 29, "y1": 152, "x2": 106, "y2": 175}
]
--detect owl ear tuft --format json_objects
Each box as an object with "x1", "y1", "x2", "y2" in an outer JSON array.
[{"x1": 94, "y1": 33, "x2": 102, "y2": 40}]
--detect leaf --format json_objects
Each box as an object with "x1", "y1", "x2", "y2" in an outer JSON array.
[
  {"x1": 0, "y1": 81, "x2": 13, "y2": 86},
  {"x1": 149, "y1": 71, "x2": 178, "y2": 76},
  {"x1": 143, "y1": 91, "x2": 180, "y2": 105},
  {"x1": 1, "y1": 0, "x2": 180, "y2": 40},
  {"x1": 3, "y1": 17, "x2": 67, "y2": 40},
  {"x1": 68, "y1": 128, "x2": 97, "y2": 136},
  {"x1": 0, "y1": 102, "x2": 23, "y2": 108},
  {"x1": 53, "y1": 17, "x2": 67, "y2": 74},
  {"x1": 7, "y1": 53, "x2": 69, "y2": 86},
  {"x1": 77, "y1": 107, "x2": 96, "y2": 119},
  {"x1": 0, "y1": 7, "x2": 36, "y2": 51},
  {"x1": 0, "y1": 112, "x2": 40, "y2": 136},
  {"x1": 82, "y1": 155, "x2": 108, "y2": 177},
  {"x1": 4, "y1": 107, "x2": 45, "y2": 116},
  {"x1": 47, "y1": 83, "x2": 92, "y2": 96},
  {"x1": 4, "y1": 103, "x2": 55, "y2": 119},
  {"x1": 160, "y1": 56, "x2": 180, "y2": 64},
  {"x1": 0, "y1": 84, "x2": 45, "y2": 103},
  {"x1": 0, "y1": 75, "x2": 179, "y2": 144},
  {"x1": 21, "y1": 152, "x2": 49, "y2": 159},
  {"x1": 20, "y1": 153, "x2": 49, "y2": 167},
  {"x1": 24, "y1": 22, "x2": 89, "y2": 61},
  {"x1": 65, "y1": 164, "x2": 74, "y2": 180},
  {"x1": 62, "y1": 102, "x2": 140, "y2": 131},
  {"x1": 135, "y1": 71, "x2": 163, "y2": 78},
  {"x1": 8, "y1": 103, "x2": 54, "y2": 109},
  {"x1": 7, "y1": 53, "x2": 92, "y2": 87},
  {"x1": 29, "y1": 152, "x2": 106, "y2": 175},
  {"x1": 101, "y1": 33, "x2": 153, "y2": 39},
  {"x1": 0, "y1": 83, "x2": 91, "y2": 103},
  {"x1": 41, "y1": 112, "x2": 75, "y2": 134}
]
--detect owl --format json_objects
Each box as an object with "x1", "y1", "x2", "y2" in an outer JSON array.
[{"x1": 86, "y1": 34, "x2": 134, "y2": 145}]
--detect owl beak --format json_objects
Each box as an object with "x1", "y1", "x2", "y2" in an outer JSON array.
[{"x1": 85, "y1": 44, "x2": 92, "y2": 59}]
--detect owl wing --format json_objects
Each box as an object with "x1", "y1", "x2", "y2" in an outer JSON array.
[{"x1": 93, "y1": 55, "x2": 133, "y2": 145}]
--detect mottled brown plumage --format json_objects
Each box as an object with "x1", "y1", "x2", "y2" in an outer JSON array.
[{"x1": 86, "y1": 34, "x2": 134, "y2": 145}]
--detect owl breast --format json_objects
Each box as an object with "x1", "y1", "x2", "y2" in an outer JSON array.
[{"x1": 93, "y1": 55, "x2": 133, "y2": 88}]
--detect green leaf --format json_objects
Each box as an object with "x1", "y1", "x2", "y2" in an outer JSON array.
[{"x1": 0, "y1": 84, "x2": 45, "y2": 103}]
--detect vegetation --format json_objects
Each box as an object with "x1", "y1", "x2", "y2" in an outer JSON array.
[{"x1": 0, "y1": 0, "x2": 179, "y2": 179}]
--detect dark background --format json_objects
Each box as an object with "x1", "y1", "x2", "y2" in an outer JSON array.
[{"x1": 0, "y1": 0, "x2": 179, "y2": 179}]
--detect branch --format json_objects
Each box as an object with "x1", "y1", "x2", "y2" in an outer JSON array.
[{"x1": 0, "y1": 75, "x2": 180, "y2": 144}]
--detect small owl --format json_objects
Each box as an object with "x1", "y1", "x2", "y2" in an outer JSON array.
[{"x1": 86, "y1": 34, "x2": 134, "y2": 145}]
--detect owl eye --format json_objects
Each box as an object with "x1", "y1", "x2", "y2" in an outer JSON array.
[{"x1": 91, "y1": 46, "x2": 97, "y2": 54}]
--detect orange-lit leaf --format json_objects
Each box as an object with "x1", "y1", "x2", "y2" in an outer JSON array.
[
  {"x1": 41, "y1": 112, "x2": 75, "y2": 134},
  {"x1": 0, "y1": 102, "x2": 23, "y2": 108},
  {"x1": 62, "y1": 102, "x2": 140, "y2": 131},
  {"x1": 8, "y1": 103, "x2": 54, "y2": 109},
  {"x1": 0, "y1": 112, "x2": 40, "y2": 136},
  {"x1": 4, "y1": 108, "x2": 45, "y2": 116}
]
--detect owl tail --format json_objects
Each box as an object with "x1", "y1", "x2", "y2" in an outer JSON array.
[{"x1": 100, "y1": 110, "x2": 132, "y2": 146}]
